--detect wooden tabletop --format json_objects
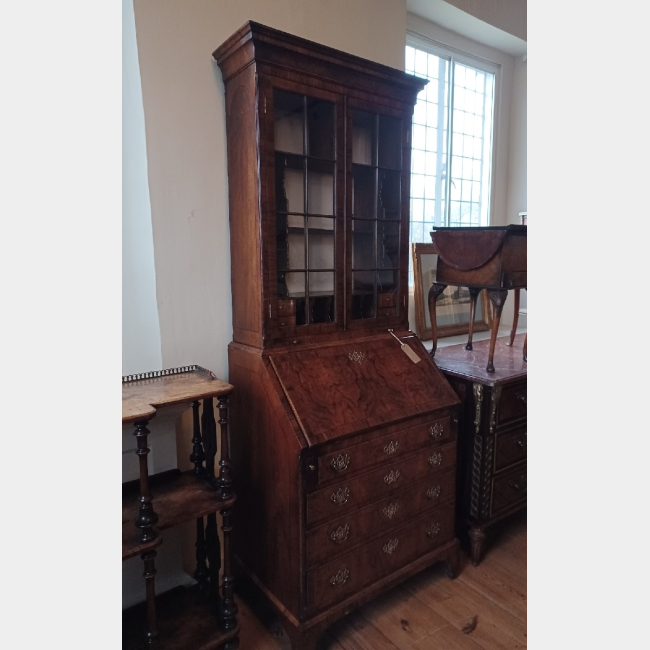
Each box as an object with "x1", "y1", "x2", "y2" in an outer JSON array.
[
  {"x1": 434, "y1": 334, "x2": 527, "y2": 386},
  {"x1": 122, "y1": 367, "x2": 233, "y2": 423}
]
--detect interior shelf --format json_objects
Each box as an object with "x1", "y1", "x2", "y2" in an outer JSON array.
[
  {"x1": 122, "y1": 584, "x2": 239, "y2": 650},
  {"x1": 122, "y1": 470, "x2": 236, "y2": 560}
]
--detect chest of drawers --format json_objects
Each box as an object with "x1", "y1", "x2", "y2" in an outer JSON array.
[
  {"x1": 434, "y1": 334, "x2": 527, "y2": 565},
  {"x1": 228, "y1": 333, "x2": 461, "y2": 649}
]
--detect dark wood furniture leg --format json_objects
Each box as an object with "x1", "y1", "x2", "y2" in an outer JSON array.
[
  {"x1": 142, "y1": 549, "x2": 159, "y2": 646},
  {"x1": 133, "y1": 419, "x2": 158, "y2": 542},
  {"x1": 508, "y1": 288, "x2": 520, "y2": 346},
  {"x1": 427, "y1": 282, "x2": 447, "y2": 357},
  {"x1": 486, "y1": 290, "x2": 508, "y2": 373},
  {"x1": 468, "y1": 526, "x2": 486, "y2": 566},
  {"x1": 465, "y1": 287, "x2": 482, "y2": 351}
]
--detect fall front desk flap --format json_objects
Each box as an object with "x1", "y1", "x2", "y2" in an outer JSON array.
[{"x1": 269, "y1": 333, "x2": 459, "y2": 446}]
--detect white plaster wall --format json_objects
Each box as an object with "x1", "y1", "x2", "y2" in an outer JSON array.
[
  {"x1": 132, "y1": 0, "x2": 408, "y2": 380},
  {"x1": 440, "y1": 0, "x2": 526, "y2": 41},
  {"x1": 122, "y1": 0, "x2": 162, "y2": 375}
]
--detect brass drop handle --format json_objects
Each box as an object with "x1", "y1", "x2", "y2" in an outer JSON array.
[
  {"x1": 331, "y1": 453, "x2": 350, "y2": 473},
  {"x1": 383, "y1": 538, "x2": 399, "y2": 555},
  {"x1": 382, "y1": 502, "x2": 400, "y2": 520},
  {"x1": 330, "y1": 487, "x2": 350, "y2": 506},
  {"x1": 426, "y1": 522, "x2": 441, "y2": 538},
  {"x1": 330, "y1": 524, "x2": 350, "y2": 544},
  {"x1": 516, "y1": 392, "x2": 527, "y2": 405},
  {"x1": 383, "y1": 469, "x2": 401, "y2": 485},
  {"x1": 428, "y1": 452, "x2": 442, "y2": 467},
  {"x1": 429, "y1": 423, "x2": 444, "y2": 439},
  {"x1": 330, "y1": 568, "x2": 350, "y2": 586},
  {"x1": 508, "y1": 475, "x2": 527, "y2": 492},
  {"x1": 426, "y1": 485, "x2": 441, "y2": 500},
  {"x1": 384, "y1": 440, "x2": 399, "y2": 456},
  {"x1": 515, "y1": 434, "x2": 527, "y2": 450}
]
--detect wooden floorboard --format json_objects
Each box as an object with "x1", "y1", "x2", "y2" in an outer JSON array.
[{"x1": 235, "y1": 511, "x2": 526, "y2": 649}]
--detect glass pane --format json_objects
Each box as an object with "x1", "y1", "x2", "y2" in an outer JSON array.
[
  {"x1": 308, "y1": 217, "x2": 334, "y2": 270},
  {"x1": 377, "y1": 170, "x2": 400, "y2": 220},
  {"x1": 274, "y1": 90, "x2": 303, "y2": 154},
  {"x1": 378, "y1": 115, "x2": 402, "y2": 170},
  {"x1": 286, "y1": 215, "x2": 306, "y2": 270},
  {"x1": 283, "y1": 271, "x2": 305, "y2": 298},
  {"x1": 352, "y1": 219, "x2": 375, "y2": 270},
  {"x1": 307, "y1": 159, "x2": 334, "y2": 215},
  {"x1": 275, "y1": 153, "x2": 304, "y2": 213},
  {"x1": 377, "y1": 221, "x2": 399, "y2": 269},
  {"x1": 308, "y1": 272, "x2": 335, "y2": 324},
  {"x1": 307, "y1": 99, "x2": 334, "y2": 160},
  {"x1": 353, "y1": 165, "x2": 375, "y2": 218},
  {"x1": 377, "y1": 269, "x2": 398, "y2": 294},
  {"x1": 352, "y1": 110, "x2": 376, "y2": 165},
  {"x1": 352, "y1": 271, "x2": 375, "y2": 320}
]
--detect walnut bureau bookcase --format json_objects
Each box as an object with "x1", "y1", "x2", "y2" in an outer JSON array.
[{"x1": 214, "y1": 22, "x2": 461, "y2": 650}]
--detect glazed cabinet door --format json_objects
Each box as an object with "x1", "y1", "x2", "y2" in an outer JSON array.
[
  {"x1": 346, "y1": 100, "x2": 413, "y2": 330},
  {"x1": 260, "y1": 79, "x2": 346, "y2": 345}
]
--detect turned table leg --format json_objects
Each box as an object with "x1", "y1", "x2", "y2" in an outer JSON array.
[
  {"x1": 428, "y1": 282, "x2": 447, "y2": 357},
  {"x1": 508, "y1": 288, "x2": 520, "y2": 346},
  {"x1": 486, "y1": 290, "x2": 508, "y2": 373},
  {"x1": 465, "y1": 287, "x2": 482, "y2": 351},
  {"x1": 133, "y1": 420, "x2": 158, "y2": 542}
]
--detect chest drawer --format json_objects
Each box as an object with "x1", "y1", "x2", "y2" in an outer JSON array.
[
  {"x1": 306, "y1": 469, "x2": 455, "y2": 569},
  {"x1": 307, "y1": 442, "x2": 456, "y2": 528},
  {"x1": 491, "y1": 465, "x2": 526, "y2": 515},
  {"x1": 307, "y1": 504, "x2": 455, "y2": 614},
  {"x1": 317, "y1": 415, "x2": 453, "y2": 485},
  {"x1": 497, "y1": 381, "x2": 527, "y2": 426},
  {"x1": 494, "y1": 428, "x2": 527, "y2": 472}
]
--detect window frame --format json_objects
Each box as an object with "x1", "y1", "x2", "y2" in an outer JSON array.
[{"x1": 405, "y1": 32, "x2": 502, "y2": 233}]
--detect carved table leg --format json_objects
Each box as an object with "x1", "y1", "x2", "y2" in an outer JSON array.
[
  {"x1": 428, "y1": 282, "x2": 447, "y2": 357},
  {"x1": 507, "y1": 288, "x2": 520, "y2": 346},
  {"x1": 142, "y1": 549, "x2": 159, "y2": 646},
  {"x1": 486, "y1": 290, "x2": 508, "y2": 373},
  {"x1": 134, "y1": 420, "x2": 158, "y2": 542},
  {"x1": 465, "y1": 287, "x2": 482, "y2": 351},
  {"x1": 468, "y1": 527, "x2": 486, "y2": 566}
]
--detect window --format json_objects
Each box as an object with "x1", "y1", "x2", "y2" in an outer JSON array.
[{"x1": 405, "y1": 42, "x2": 496, "y2": 254}]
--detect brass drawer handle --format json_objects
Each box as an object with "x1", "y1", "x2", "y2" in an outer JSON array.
[
  {"x1": 383, "y1": 538, "x2": 399, "y2": 555},
  {"x1": 330, "y1": 487, "x2": 350, "y2": 506},
  {"x1": 348, "y1": 351, "x2": 365, "y2": 365},
  {"x1": 426, "y1": 485, "x2": 441, "y2": 500},
  {"x1": 515, "y1": 434, "x2": 527, "y2": 451},
  {"x1": 384, "y1": 440, "x2": 400, "y2": 456},
  {"x1": 428, "y1": 452, "x2": 442, "y2": 467},
  {"x1": 382, "y1": 502, "x2": 400, "y2": 520},
  {"x1": 516, "y1": 391, "x2": 527, "y2": 405},
  {"x1": 331, "y1": 453, "x2": 351, "y2": 473},
  {"x1": 508, "y1": 475, "x2": 527, "y2": 492},
  {"x1": 383, "y1": 469, "x2": 401, "y2": 485},
  {"x1": 429, "y1": 423, "x2": 444, "y2": 439},
  {"x1": 426, "y1": 522, "x2": 441, "y2": 538},
  {"x1": 330, "y1": 524, "x2": 350, "y2": 544},
  {"x1": 330, "y1": 568, "x2": 350, "y2": 586}
]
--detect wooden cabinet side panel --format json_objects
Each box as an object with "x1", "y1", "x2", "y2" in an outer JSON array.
[
  {"x1": 228, "y1": 344, "x2": 304, "y2": 618},
  {"x1": 224, "y1": 65, "x2": 264, "y2": 347}
]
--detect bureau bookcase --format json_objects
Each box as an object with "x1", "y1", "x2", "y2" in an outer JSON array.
[{"x1": 214, "y1": 22, "x2": 461, "y2": 649}]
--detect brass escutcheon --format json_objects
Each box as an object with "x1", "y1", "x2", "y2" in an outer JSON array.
[
  {"x1": 330, "y1": 487, "x2": 350, "y2": 506},
  {"x1": 426, "y1": 485, "x2": 441, "y2": 500},
  {"x1": 428, "y1": 452, "x2": 442, "y2": 467},
  {"x1": 426, "y1": 522, "x2": 441, "y2": 538},
  {"x1": 429, "y1": 423, "x2": 444, "y2": 439},
  {"x1": 330, "y1": 568, "x2": 350, "y2": 586},
  {"x1": 330, "y1": 524, "x2": 350, "y2": 544},
  {"x1": 383, "y1": 440, "x2": 399, "y2": 456},
  {"x1": 382, "y1": 502, "x2": 400, "y2": 520},
  {"x1": 383, "y1": 538, "x2": 399, "y2": 555},
  {"x1": 383, "y1": 469, "x2": 401, "y2": 485}
]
